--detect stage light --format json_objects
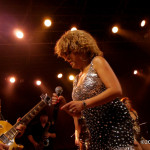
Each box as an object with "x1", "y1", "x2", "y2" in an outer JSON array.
[
  {"x1": 71, "y1": 27, "x2": 77, "y2": 31},
  {"x1": 9, "y1": 77, "x2": 16, "y2": 83},
  {"x1": 69, "y1": 75, "x2": 75, "y2": 81},
  {"x1": 140, "y1": 20, "x2": 146, "y2": 27},
  {"x1": 133, "y1": 70, "x2": 138, "y2": 75},
  {"x1": 112, "y1": 26, "x2": 118, "y2": 33},
  {"x1": 36, "y1": 80, "x2": 42, "y2": 86},
  {"x1": 44, "y1": 19, "x2": 52, "y2": 27},
  {"x1": 57, "y1": 73, "x2": 63, "y2": 78},
  {"x1": 14, "y1": 29, "x2": 24, "y2": 39}
]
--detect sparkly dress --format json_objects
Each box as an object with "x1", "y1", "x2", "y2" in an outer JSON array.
[{"x1": 72, "y1": 61, "x2": 134, "y2": 150}]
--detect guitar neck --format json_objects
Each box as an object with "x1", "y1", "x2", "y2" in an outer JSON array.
[
  {"x1": 5, "y1": 99, "x2": 49, "y2": 140},
  {"x1": 19, "y1": 100, "x2": 47, "y2": 125}
]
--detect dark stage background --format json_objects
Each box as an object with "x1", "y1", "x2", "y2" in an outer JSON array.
[{"x1": 0, "y1": 0, "x2": 150, "y2": 149}]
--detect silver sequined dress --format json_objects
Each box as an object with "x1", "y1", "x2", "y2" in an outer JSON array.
[{"x1": 72, "y1": 61, "x2": 134, "y2": 150}]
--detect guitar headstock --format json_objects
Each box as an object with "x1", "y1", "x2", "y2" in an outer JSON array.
[{"x1": 40, "y1": 93, "x2": 51, "y2": 106}]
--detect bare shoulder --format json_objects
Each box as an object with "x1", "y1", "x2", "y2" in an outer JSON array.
[
  {"x1": 92, "y1": 56, "x2": 107, "y2": 64},
  {"x1": 92, "y1": 56, "x2": 109, "y2": 69}
]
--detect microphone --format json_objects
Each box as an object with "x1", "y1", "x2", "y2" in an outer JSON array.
[
  {"x1": 54, "y1": 86, "x2": 63, "y2": 109},
  {"x1": 55, "y1": 86, "x2": 63, "y2": 97},
  {"x1": 52, "y1": 86, "x2": 63, "y2": 122}
]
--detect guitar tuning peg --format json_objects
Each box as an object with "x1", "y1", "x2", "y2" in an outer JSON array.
[
  {"x1": 40, "y1": 93, "x2": 48, "y2": 100},
  {"x1": 40, "y1": 93, "x2": 45, "y2": 99},
  {"x1": 40, "y1": 93, "x2": 51, "y2": 105}
]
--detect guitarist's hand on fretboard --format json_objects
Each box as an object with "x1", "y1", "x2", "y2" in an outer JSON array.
[
  {"x1": 15, "y1": 118, "x2": 26, "y2": 138},
  {"x1": 16, "y1": 124, "x2": 26, "y2": 138}
]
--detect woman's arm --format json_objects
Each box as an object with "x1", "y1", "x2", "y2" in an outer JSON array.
[
  {"x1": 74, "y1": 117, "x2": 80, "y2": 145},
  {"x1": 85, "y1": 56, "x2": 122, "y2": 108}
]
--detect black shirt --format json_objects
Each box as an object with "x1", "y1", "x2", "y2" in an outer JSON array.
[{"x1": 27, "y1": 121, "x2": 56, "y2": 150}]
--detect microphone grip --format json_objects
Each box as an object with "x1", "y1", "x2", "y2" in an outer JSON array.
[
  {"x1": 54, "y1": 101, "x2": 60, "y2": 110},
  {"x1": 54, "y1": 92, "x2": 61, "y2": 108},
  {"x1": 52, "y1": 93, "x2": 61, "y2": 122}
]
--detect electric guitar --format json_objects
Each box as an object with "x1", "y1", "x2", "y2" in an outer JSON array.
[{"x1": 0, "y1": 93, "x2": 51, "y2": 150}]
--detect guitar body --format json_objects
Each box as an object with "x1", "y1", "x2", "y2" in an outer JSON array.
[{"x1": 0, "y1": 121, "x2": 24, "y2": 150}]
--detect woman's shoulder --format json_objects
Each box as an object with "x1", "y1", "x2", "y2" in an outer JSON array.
[
  {"x1": 92, "y1": 56, "x2": 106, "y2": 64},
  {"x1": 92, "y1": 56, "x2": 108, "y2": 69}
]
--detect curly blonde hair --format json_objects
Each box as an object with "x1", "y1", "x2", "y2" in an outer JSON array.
[{"x1": 55, "y1": 30, "x2": 103, "y2": 59}]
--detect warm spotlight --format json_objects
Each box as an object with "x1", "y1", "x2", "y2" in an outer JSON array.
[
  {"x1": 141, "y1": 20, "x2": 146, "y2": 27},
  {"x1": 36, "y1": 80, "x2": 42, "y2": 86},
  {"x1": 133, "y1": 70, "x2": 138, "y2": 75},
  {"x1": 14, "y1": 29, "x2": 24, "y2": 39},
  {"x1": 9, "y1": 77, "x2": 16, "y2": 83},
  {"x1": 69, "y1": 75, "x2": 75, "y2": 81},
  {"x1": 112, "y1": 26, "x2": 119, "y2": 33},
  {"x1": 71, "y1": 27, "x2": 77, "y2": 31},
  {"x1": 44, "y1": 19, "x2": 52, "y2": 27},
  {"x1": 57, "y1": 73, "x2": 63, "y2": 78}
]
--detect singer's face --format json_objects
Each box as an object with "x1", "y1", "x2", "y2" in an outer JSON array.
[
  {"x1": 64, "y1": 52, "x2": 83, "y2": 69},
  {"x1": 63, "y1": 52, "x2": 89, "y2": 69}
]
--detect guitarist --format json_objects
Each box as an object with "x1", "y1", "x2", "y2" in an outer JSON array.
[
  {"x1": 0, "y1": 118, "x2": 26, "y2": 150},
  {"x1": 27, "y1": 113, "x2": 56, "y2": 150}
]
